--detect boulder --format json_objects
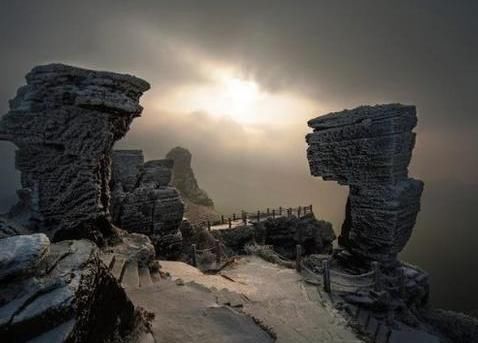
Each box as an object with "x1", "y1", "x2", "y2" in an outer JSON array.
[
  {"x1": 0, "y1": 235, "x2": 138, "y2": 342},
  {"x1": 111, "y1": 150, "x2": 184, "y2": 258},
  {"x1": 0, "y1": 234, "x2": 49, "y2": 281}
]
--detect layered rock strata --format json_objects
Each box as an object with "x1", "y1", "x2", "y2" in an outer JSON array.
[
  {"x1": 166, "y1": 146, "x2": 220, "y2": 225},
  {"x1": 0, "y1": 234, "x2": 138, "y2": 342},
  {"x1": 306, "y1": 104, "x2": 424, "y2": 265},
  {"x1": 166, "y1": 147, "x2": 215, "y2": 207},
  {"x1": 0, "y1": 64, "x2": 150, "y2": 240},
  {"x1": 111, "y1": 150, "x2": 184, "y2": 259}
]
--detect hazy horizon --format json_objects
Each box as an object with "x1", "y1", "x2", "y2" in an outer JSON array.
[{"x1": 1, "y1": 1, "x2": 477, "y2": 315}]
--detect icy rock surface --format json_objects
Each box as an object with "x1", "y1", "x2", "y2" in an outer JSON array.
[
  {"x1": 0, "y1": 233, "x2": 49, "y2": 281},
  {"x1": 0, "y1": 64, "x2": 150, "y2": 237},
  {"x1": 111, "y1": 150, "x2": 184, "y2": 259},
  {"x1": 306, "y1": 104, "x2": 423, "y2": 264},
  {"x1": 0, "y1": 235, "x2": 136, "y2": 342}
]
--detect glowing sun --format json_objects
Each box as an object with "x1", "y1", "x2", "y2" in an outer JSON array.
[{"x1": 149, "y1": 63, "x2": 317, "y2": 127}]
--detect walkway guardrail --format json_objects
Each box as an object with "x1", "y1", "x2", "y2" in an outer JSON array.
[
  {"x1": 204, "y1": 204, "x2": 314, "y2": 230},
  {"x1": 248, "y1": 242, "x2": 383, "y2": 294}
]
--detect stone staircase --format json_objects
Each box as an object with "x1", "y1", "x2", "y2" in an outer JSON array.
[
  {"x1": 100, "y1": 253, "x2": 160, "y2": 289},
  {"x1": 311, "y1": 285, "x2": 441, "y2": 343}
]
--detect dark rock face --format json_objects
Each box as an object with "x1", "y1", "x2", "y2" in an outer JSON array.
[
  {"x1": 111, "y1": 150, "x2": 184, "y2": 259},
  {"x1": 166, "y1": 147, "x2": 214, "y2": 207},
  {"x1": 0, "y1": 234, "x2": 137, "y2": 342},
  {"x1": 306, "y1": 104, "x2": 423, "y2": 265},
  {"x1": 260, "y1": 213, "x2": 336, "y2": 259},
  {"x1": 0, "y1": 233, "x2": 50, "y2": 280},
  {"x1": 0, "y1": 216, "x2": 28, "y2": 239},
  {"x1": 213, "y1": 213, "x2": 335, "y2": 258},
  {"x1": 0, "y1": 64, "x2": 150, "y2": 240}
]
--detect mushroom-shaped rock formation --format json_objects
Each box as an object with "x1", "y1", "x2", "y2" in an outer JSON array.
[
  {"x1": 111, "y1": 150, "x2": 184, "y2": 259},
  {"x1": 0, "y1": 64, "x2": 150, "y2": 241},
  {"x1": 306, "y1": 104, "x2": 424, "y2": 266}
]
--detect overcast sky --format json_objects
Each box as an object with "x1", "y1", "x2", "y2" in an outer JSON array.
[{"x1": 0, "y1": 1, "x2": 477, "y2": 313}]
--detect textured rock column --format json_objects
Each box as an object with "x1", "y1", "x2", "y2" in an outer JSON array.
[
  {"x1": 0, "y1": 64, "x2": 150, "y2": 238},
  {"x1": 111, "y1": 150, "x2": 185, "y2": 258},
  {"x1": 306, "y1": 104, "x2": 424, "y2": 265}
]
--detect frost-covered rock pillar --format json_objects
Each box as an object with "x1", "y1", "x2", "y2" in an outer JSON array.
[
  {"x1": 0, "y1": 64, "x2": 150, "y2": 237},
  {"x1": 111, "y1": 150, "x2": 185, "y2": 259},
  {"x1": 306, "y1": 104, "x2": 424, "y2": 265}
]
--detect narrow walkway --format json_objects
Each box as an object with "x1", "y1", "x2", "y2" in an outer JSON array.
[{"x1": 160, "y1": 256, "x2": 363, "y2": 343}]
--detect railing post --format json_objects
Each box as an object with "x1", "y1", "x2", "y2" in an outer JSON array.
[
  {"x1": 233, "y1": 213, "x2": 236, "y2": 221},
  {"x1": 279, "y1": 206, "x2": 282, "y2": 216},
  {"x1": 207, "y1": 220, "x2": 211, "y2": 231},
  {"x1": 295, "y1": 244, "x2": 302, "y2": 272},
  {"x1": 272, "y1": 209, "x2": 276, "y2": 219},
  {"x1": 309, "y1": 204, "x2": 313, "y2": 213},
  {"x1": 242, "y1": 211, "x2": 247, "y2": 224},
  {"x1": 191, "y1": 244, "x2": 197, "y2": 267},
  {"x1": 267, "y1": 208, "x2": 270, "y2": 216},
  {"x1": 228, "y1": 217, "x2": 232, "y2": 228},
  {"x1": 322, "y1": 259, "x2": 331, "y2": 293},
  {"x1": 215, "y1": 239, "x2": 221, "y2": 264},
  {"x1": 372, "y1": 261, "x2": 382, "y2": 292},
  {"x1": 303, "y1": 206, "x2": 307, "y2": 215},
  {"x1": 298, "y1": 206, "x2": 302, "y2": 217},
  {"x1": 287, "y1": 208, "x2": 291, "y2": 217},
  {"x1": 257, "y1": 210, "x2": 261, "y2": 222},
  {"x1": 221, "y1": 215, "x2": 225, "y2": 224}
]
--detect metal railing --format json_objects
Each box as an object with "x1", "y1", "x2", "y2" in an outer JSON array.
[
  {"x1": 190, "y1": 239, "x2": 225, "y2": 269},
  {"x1": 204, "y1": 204, "x2": 314, "y2": 230},
  {"x1": 247, "y1": 242, "x2": 384, "y2": 294}
]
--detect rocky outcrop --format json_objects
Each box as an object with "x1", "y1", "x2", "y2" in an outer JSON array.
[
  {"x1": 0, "y1": 233, "x2": 50, "y2": 280},
  {"x1": 111, "y1": 150, "x2": 184, "y2": 259},
  {"x1": 166, "y1": 147, "x2": 214, "y2": 207},
  {"x1": 306, "y1": 104, "x2": 423, "y2": 266},
  {"x1": 0, "y1": 234, "x2": 138, "y2": 342},
  {"x1": 212, "y1": 213, "x2": 335, "y2": 258},
  {"x1": 0, "y1": 216, "x2": 28, "y2": 239},
  {"x1": 260, "y1": 213, "x2": 336, "y2": 259},
  {"x1": 0, "y1": 64, "x2": 150, "y2": 242},
  {"x1": 165, "y1": 147, "x2": 220, "y2": 226}
]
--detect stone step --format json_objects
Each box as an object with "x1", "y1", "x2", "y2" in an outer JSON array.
[
  {"x1": 111, "y1": 256, "x2": 126, "y2": 281},
  {"x1": 122, "y1": 261, "x2": 140, "y2": 289},
  {"x1": 139, "y1": 265, "x2": 153, "y2": 288}
]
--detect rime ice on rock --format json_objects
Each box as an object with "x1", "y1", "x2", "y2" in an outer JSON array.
[
  {"x1": 306, "y1": 104, "x2": 424, "y2": 265},
  {"x1": 0, "y1": 64, "x2": 150, "y2": 236},
  {"x1": 111, "y1": 150, "x2": 185, "y2": 259}
]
